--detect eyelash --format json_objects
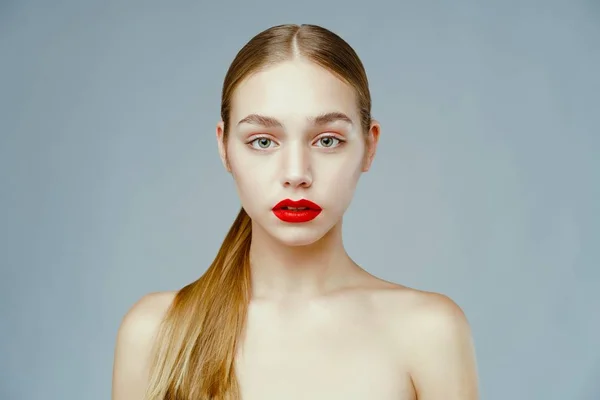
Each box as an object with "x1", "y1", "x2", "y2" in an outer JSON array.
[{"x1": 247, "y1": 135, "x2": 345, "y2": 151}]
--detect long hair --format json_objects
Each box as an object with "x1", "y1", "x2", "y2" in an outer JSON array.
[{"x1": 144, "y1": 23, "x2": 373, "y2": 400}]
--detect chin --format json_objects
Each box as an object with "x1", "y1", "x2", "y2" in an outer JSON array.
[
  {"x1": 264, "y1": 218, "x2": 336, "y2": 247},
  {"x1": 246, "y1": 209, "x2": 342, "y2": 247},
  {"x1": 271, "y1": 229, "x2": 326, "y2": 247}
]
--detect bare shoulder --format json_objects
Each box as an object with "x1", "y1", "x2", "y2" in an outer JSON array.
[
  {"x1": 358, "y1": 277, "x2": 468, "y2": 333},
  {"x1": 392, "y1": 287, "x2": 470, "y2": 334},
  {"x1": 112, "y1": 291, "x2": 177, "y2": 400},
  {"x1": 119, "y1": 291, "x2": 177, "y2": 333},
  {"x1": 359, "y1": 277, "x2": 467, "y2": 323},
  {"x1": 375, "y1": 283, "x2": 479, "y2": 399}
]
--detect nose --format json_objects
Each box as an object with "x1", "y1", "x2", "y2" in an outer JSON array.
[{"x1": 281, "y1": 142, "x2": 313, "y2": 188}]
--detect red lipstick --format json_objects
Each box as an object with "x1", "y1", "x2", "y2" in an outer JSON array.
[{"x1": 272, "y1": 198, "x2": 322, "y2": 223}]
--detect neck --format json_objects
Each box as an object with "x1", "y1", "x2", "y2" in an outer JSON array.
[{"x1": 248, "y1": 220, "x2": 363, "y2": 301}]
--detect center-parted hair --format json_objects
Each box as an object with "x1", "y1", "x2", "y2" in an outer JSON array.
[{"x1": 145, "y1": 23, "x2": 372, "y2": 400}]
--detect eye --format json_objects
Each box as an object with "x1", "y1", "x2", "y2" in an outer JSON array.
[
  {"x1": 249, "y1": 137, "x2": 277, "y2": 150},
  {"x1": 314, "y1": 135, "x2": 343, "y2": 148}
]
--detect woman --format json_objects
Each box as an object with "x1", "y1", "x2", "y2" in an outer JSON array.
[{"x1": 112, "y1": 24, "x2": 479, "y2": 400}]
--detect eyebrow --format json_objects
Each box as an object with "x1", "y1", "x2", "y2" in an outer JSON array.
[{"x1": 236, "y1": 111, "x2": 354, "y2": 128}]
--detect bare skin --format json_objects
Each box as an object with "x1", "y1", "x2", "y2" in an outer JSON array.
[
  {"x1": 113, "y1": 277, "x2": 478, "y2": 400},
  {"x1": 112, "y1": 57, "x2": 479, "y2": 399}
]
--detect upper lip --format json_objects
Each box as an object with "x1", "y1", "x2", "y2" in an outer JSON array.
[{"x1": 273, "y1": 198, "x2": 322, "y2": 210}]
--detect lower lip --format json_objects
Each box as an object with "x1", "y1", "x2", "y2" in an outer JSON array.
[{"x1": 272, "y1": 208, "x2": 322, "y2": 223}]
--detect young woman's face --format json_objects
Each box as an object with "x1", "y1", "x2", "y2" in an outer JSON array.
[{"x1": 217, "y1": 58, "x2": 379, "y2": 246}]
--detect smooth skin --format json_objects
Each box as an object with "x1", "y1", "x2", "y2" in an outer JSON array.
[{"x1": 112, "y1": 58, "x2": 479, "y2": 399}]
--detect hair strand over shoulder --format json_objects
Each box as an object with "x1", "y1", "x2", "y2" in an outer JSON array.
[{"x1": 144, "y1": 23, "x2": 372, "y2": 400}]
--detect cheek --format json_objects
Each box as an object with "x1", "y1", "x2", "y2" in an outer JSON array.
[
  {"x1": 317, "y1": 155, "x2": 363, "y2": 204},
  {"x1": 227, "y1": 140, "x2": 364, "y2": 211},
  {"x1": 231, "y1": 164, "x2": 260, "y2": 199},
  {"x1": 228, "y1": 146, "x2": 274, "y2": 207}
]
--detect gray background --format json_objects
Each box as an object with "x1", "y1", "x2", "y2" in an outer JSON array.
[{"x1": 1, "y1": 0, "x2": 598, "y2": 399}]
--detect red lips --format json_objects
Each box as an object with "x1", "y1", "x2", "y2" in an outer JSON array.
[{"x1": 272, "y1": 198, "x2": 322, "y2": 223}]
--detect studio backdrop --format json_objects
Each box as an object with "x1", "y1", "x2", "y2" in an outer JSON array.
[{"x1": 1, "y1": 1, "x2": 598, "y2": 399}]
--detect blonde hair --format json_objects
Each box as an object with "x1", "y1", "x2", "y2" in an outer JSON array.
[{"x1": 145, "y1": 23, "x2": 372, "y2": 399}]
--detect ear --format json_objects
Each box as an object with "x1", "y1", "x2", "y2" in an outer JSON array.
[
  {"x1": 362, "y1": 119, "x2": 381, "y2": 172},
  {"x1": 216, "y1": 121, "x2": 231, "y2": 173}
]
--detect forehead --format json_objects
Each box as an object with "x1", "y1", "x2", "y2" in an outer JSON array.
[{"x1": 230, "y1": 59, "x2": 359, "y2": 124}]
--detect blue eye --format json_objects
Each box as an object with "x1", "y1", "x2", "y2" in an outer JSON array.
[
  {"x1": 248, "y1": 135, "x2": 343, "y2": 150},
  {"x1": 315, "y1": 136, "x2": 342, "y2": 148},
  {"x1": 250, "y1": 137, "x2": 276, "y2": 149}
]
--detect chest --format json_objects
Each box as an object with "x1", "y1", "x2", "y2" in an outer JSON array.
[{"x1": 234, "y1": 305, "x2": 415, "y2": 400}]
